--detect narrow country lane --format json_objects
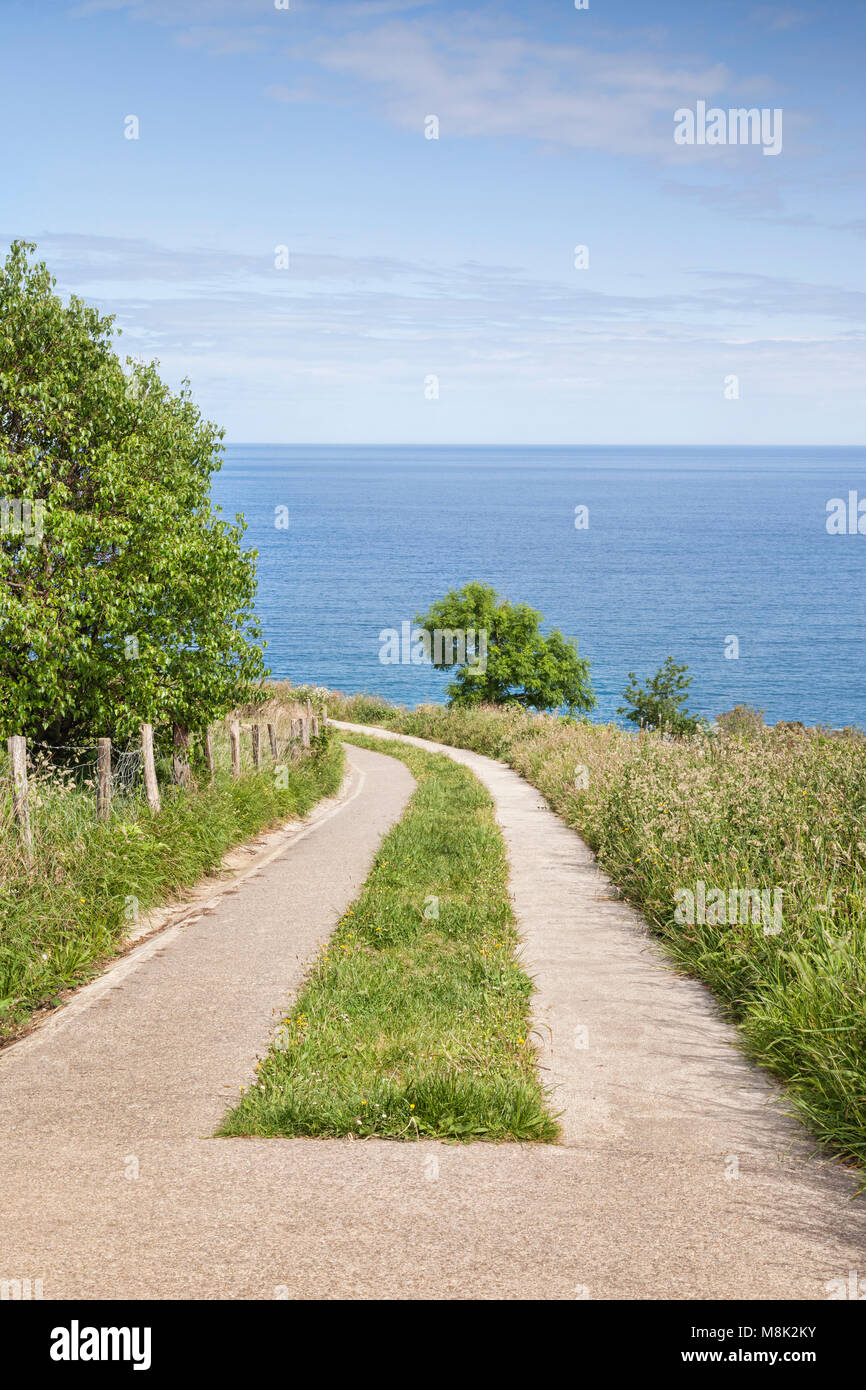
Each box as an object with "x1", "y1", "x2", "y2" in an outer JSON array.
[{"x1": 0, "y1": 733, "x2": 864, "y2": 1300}]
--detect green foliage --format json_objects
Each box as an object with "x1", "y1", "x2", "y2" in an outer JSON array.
[
  {"x1": 413, "y1": 581, "x2": 595, "y2": 714},
  {"x1": 0, "y1": 240, "x2": 266, "y2": 741},
  {"x1": 618, "y1": 656, "x2": 702, "y2": 735}
]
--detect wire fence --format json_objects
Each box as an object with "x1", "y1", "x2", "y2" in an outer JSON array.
[
  {"x1": 28, "y1": 740, "x2": 145, "y2": 796},
  {"x1": 3, "y1": 703, "x2": 325, "y2": 863}
]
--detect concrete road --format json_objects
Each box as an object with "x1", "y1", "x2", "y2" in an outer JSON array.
[{"x1": 0, "y1": 731, "x2": 864, "y2": 1300}]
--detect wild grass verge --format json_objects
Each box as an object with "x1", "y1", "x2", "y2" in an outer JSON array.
[
  {"x1": 0, "y1": 728, "x2": 343, "y2": 1042},
  {"x1": 324, "y1": 692, "x2": 866, "y2": 1170},
  {"x1": 219, "y1": 733, "x2": 558, "y2": 1142}
]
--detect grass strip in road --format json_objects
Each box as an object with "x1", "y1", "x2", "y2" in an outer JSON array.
[
  {"x1": 220, "y1": 734, "x2": 558, "y2": 1142},
  {"x1": 323, "y1": 695, "x2": 866, "y2": 1171}
]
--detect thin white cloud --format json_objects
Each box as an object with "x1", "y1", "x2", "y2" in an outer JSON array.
[
  {"x1": 174, "y1": 26, "x2": 271, "y2": 56},
  {"x1": 16, "y1": 232, "x2": 866, "y2": 339},
  {"x1": 303, "y1": 20, "x2": 734, "y2": 158},
  {"x1": 69, "y1": 0, "x2": 265, "y2": 20},
  {"x1": 24, "y1": 229, "x2": 855, "y2": 442},
  {"x1": 69, "y1": 1, "x2": 791, "y2": 163},
  {"x1": 748, "y1": 6, "x2": 811, "y2": 33}
]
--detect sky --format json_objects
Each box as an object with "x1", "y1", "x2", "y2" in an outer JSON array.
[{"x1": 1, "y1": 0, "x2": 864, "y2": 444}]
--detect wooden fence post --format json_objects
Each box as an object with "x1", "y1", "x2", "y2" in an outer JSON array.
[
  {"x1": 141, "y1": 723, "x2": 161, "y2": 813},
  {"x1": 251, "y1": 723, "x2": 261, "y2": 769},
  {"x1": 97, "y1": 738, "x2": 111, "y2": 821},
  {"x1": 267, "y1": 723, "x2": 279, "y2": 760},
  {"x1": 302, "y1": 715, "x2": 311, "y2": 749},
  {"x1": 8, "y1": 735, "x2": 33, "y2": 865},
  {"x1": 204, "y1": 729, "x2": 214, "y2": 781},
  {"x1": 172, "y1": 722, "x2": 192, "y2": 787},
  {"x1": 230, "y1": 719, "x2": 241, "y2": 779},
  {"x1": 311, "y1": 715, "x2": 319, "y2": 739}
]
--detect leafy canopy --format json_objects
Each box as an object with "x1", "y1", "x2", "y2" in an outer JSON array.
[
  {"x1": 0, "y1": 240, "x2": 266, "y2": 742},
  {"x1": 414, "y1": 581, "x2": 595, "y2": 714},
  {"x1": 618, "y1": 656, "x2": 702, "y2": 735}
]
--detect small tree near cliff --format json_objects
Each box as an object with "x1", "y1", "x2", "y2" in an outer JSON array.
[
  {"x1": 413, "y1": 582, "x2": 595, "y2": 714},
  {"x1": 618, "y1": 656, "x2": 702, "y2": 735}
]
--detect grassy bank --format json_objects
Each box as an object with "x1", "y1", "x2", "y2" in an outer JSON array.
[
  {"x1": 324, "y1": 693, "x2": 866, "y2": 1169},
  {"x1": 0, "y1": 725, "x2": 343, "y2": 1041},
  {"x1": 220, "y1": 733, "x2": 557, "y2": 1142}
]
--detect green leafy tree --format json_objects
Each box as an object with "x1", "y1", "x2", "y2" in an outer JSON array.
[
  {"x1": 0, "y1": 240, "x2": 266, "y2": 743},
  {"x1": 413, "y1": 581, "x2": 595, "y2": 713},
  {"x1": 618, "y1": 656, "x2": 702, "y2": 735}
]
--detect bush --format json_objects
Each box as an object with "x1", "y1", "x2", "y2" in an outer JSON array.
[
  {"x1": 618, "y1": 656, "x2": 703, "y2": 736},
  {"x1": 715, "y1": 704, "x2": 766, "y2": 738}
]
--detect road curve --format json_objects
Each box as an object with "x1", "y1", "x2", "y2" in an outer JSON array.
[
  {"x1": 331, "y1": 721, "x2": 866, "y2": 1301},
  {"x1": 0, "y1": 728, "x2": 864, "y2": 1300}
]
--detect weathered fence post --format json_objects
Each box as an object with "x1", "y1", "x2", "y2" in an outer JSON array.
[
  {"x1": 8, "y1": 735, "x2": 33, "y2": 865},
  {"x1": 267, "y1": 723, "x2": 279, "y2": 760},
  {"x1": 230, "y1": 719, "x2": 241, "y2": 779},
  {"x1": 251, "y1": 723, "x2": 261, "y2": 769},
  {"x1": 302, "y1": 714, "x2": 311, "y2": 750},
  {"x1": 141, "y1": 723, "x2": 161, "y2": 814},
  {"x1": 204, "y1": 729, "x2": 214, "y2": 781},
  {"x1": 311, "y1": 715, "x2": 319, "y2": 739},
  {"x1": 322, "y1": 704, "x2": 328, "y2": 724},
  {"x1": 172, "y1": 722, "x2": 192, "y2": 787},
  {"x1": 97, "y1": 738, "x2": 112, "y2": 821}
]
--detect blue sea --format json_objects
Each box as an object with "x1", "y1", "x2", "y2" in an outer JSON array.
[{"x1": 211, "y1": 446, "x2": 866, "y2": 728}]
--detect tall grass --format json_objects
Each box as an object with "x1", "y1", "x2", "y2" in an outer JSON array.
[
  {"x1": 325, "y1": 691, "x2": 866, "y2": 1168},
  {"x1": 0, "y1": 720, "x2": 343, "y2": 1041}
]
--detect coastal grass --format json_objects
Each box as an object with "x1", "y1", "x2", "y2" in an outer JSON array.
[
  {"x1": 324, "y1": 693, "x2": 866, "y2": 1170},
  {"x1": 219, "y1": 734, "x2": 557, "y2": 1142},
  {"x1": 0, "y1": 726, "x2": 343, "y2": 1042}
]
